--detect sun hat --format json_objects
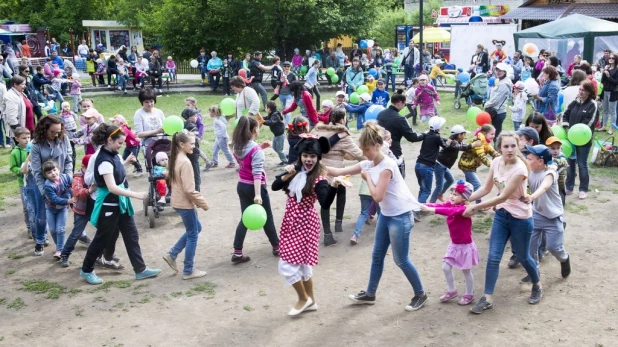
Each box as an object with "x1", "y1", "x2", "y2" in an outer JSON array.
[{"x1": 322, "y1": 100, "x2": 334, "y2": 108}]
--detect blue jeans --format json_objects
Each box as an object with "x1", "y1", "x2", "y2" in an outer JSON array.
[
  {"x1": 484, "y1": 209, "x2": 539, "y2": 295},
  {"x1": 414, "y1": 162, "x2": 434, "y2": 204},
  {"x1": 117, "y1": 74, "x2": 127, "y2": 91},
  {"x1": 46, "y1": 207, "x2": 68, "y2": 252},
  {"x1": 429, "y1": 162, "x2": 454, "y2": 203},
  {"x1": 353, "y1": 195, "x2": 374, "y2": 237},
  {"x1": 356, "y1": 113, "x2": 365, "y2": 130},
  {"x1": 566, "y1": 142, "x2": 592, "y2": 192},
  {"x1": 170, "y1": 208, "x2": 202, "y2": 275},
  {"x1": 272, "y1": 134, "x2": 287, "y2": 163},
  {"x1": 212, "y1": 136, "x2": 234, "y2": 165},
  {"x1": 62, "y1": 213, "x2": 88, "y2": 257},
  {"x1": 464, "y1": 171, "x2": 482, "y2": 203},
  {"x1": 279, "y1": 94, "x2": 293, "y2": 123},
  {"x1": 385, "y1": 72, "x2": 396, "y2": 92},
  {"x1": 491, "y1": 112, "x2": 507, "y2": 143},
  {"x1": 24, "y1": 176, "x2": 47, "y2": 245},
  {"x1": 513, "y1": 121, "x2": 522, "y2": 131},
  {"x1": 403, "y1": 65, "x2": 415, "y2": 85},
  {"x1": 366, "y1": 211, "x2": 424, "y2": 296}
]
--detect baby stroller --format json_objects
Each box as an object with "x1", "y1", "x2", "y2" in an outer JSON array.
[
  {"x1": 454, "y1": 73, "x2": 488, "y2": 109},
  {"x1": 143, "y1": 137, "x2": 172, "y2": 228}
]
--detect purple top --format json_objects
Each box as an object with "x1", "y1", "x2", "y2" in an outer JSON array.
[
  {"x1": 196, "y1": 113, "x2": 205, "y2": 139},
  {"x1": 425, "y1": 201, "x2": 472, "y2": 244}
]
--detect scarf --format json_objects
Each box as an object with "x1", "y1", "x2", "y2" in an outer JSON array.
[{"x1": 288, "y1": 168, "x2": 308, "y2": 203}]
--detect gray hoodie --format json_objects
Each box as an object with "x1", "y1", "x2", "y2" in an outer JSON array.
[
  {"x1": 235, "y1": 141, "x2": 265, "y2": 180},
  {"x1": 485, "y1": 77, "x2": 513, "y2": 114},
  {"x1": 30, "y1": 136, "x2": 73, "y2": 195}
]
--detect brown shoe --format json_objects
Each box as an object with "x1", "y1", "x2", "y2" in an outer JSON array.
[{"x1": 225, "y1": 163, "x2": 235, "y2": 168}]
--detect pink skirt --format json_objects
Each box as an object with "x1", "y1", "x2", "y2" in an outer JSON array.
[{"x1": 443, "y1": 241, "x2": 479, "y2": 270}]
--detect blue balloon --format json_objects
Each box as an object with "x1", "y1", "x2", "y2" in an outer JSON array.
[
  {"x1": 360, "y1": 40, "x2": 368, "y2": 49},
  {"x1": 458, "y1": 72, "x2": 470, "y2": 83},
  {"x1": 558, "y1": 91, "x2": 564, "y2": 110},
  {"x1": 365, "y1": 105, "x2": 385, "y2": 122},
  {"x1": 488, "y1": 77, "x2": 496, "y2": 87},
  {"x1": 368, "y1": 68, "x2": 378, "y2": 78}
]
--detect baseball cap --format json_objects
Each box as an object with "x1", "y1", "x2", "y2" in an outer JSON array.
[
  {"x1": 282, "y1": 61, "x2": 291, "y2": 66},
  {"x1": 377, "y1": 78, "x2": 386, "y2": 84},
  {"x1": 335, "y1": 91, "x2": 346, "y2": 97},
  {"x1": 322, "y1": 100, "x2": 334, "y2": 108},
  {"x1": 517, "y1": 126, "x2": 540, "y2": 145},
  {"x1": 450, "y1": 124, "x2": 468, "y2": 135},
  {"x1": 181, "y1": 108, "x2": 199, "y2": 120},
  {"x1": 434, "y1": 59, "x2": 443, "y2": 65},
  {"x1": 360, "y1": 93, "x2": 371, "y2": 102},
  {"x1": 109, "y1": 114, "x2": 126, "y2": 124},
  {"x1": 545, "y1": 136, "x2": 562, "y2": 146},
  {"x1": 428, "y1": 116, "x2": 446, "y2": 131},
  {"x1": 495, "y1": 62, "x2": 509, "y2": 71},
  {"x1": 525, "y1": 144, "x2": 554, "y2": 164}
]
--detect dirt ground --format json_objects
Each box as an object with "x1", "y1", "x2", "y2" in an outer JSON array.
[{"x1": 1, "y1": 138, "x2": 617, "y2": 347}]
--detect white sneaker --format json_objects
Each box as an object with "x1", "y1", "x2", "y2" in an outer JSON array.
[
  {"x1": 578, "y1": 191, "x2": 587, "y2": 199},
  {"x1": 158, "y1": 197, "x2": 167, "y2": 204},
  {"x1": 182, "y1": 270, "x2": 207, "y2": 280}
]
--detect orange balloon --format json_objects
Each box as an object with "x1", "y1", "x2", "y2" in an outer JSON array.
[{"x1": 476, "y1": 111, "x2": 492, "y2": 126}]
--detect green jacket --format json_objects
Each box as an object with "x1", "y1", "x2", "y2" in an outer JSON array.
[{"x1": 9, "y1": 147, "x2": 28, "y2": 187}]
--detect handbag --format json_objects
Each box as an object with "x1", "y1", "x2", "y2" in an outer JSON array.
[
  {"x1": 543, "y1": 101, "x2": 557, "y2": 123},
  {"x1": 86, "y1": 61, "x2": 95, "y2": 73},
  {"x1": 592, "y1": 136, "x2": 618, "y2": 167}
]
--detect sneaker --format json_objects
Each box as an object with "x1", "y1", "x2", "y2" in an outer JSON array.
[
  {"x1": 158, "y1": 89, "x2": 163, "y2": 93},
  {"x1": 350, "y1": 234, "x2": 359, "y2": 245},
  {"x1": 565, "y1": 189, "x2": 573, "y2": 195},
  {"x1": 183, "y1": 270, "x2": 207, "y2": 280},
  {"x1": 225, "y1": 163, "x2": 235, "y2": 169},
  {"x1": 158, "y1": 196, "x2": 167, "y2": 204},
  {"x1": 53, "y1": 251, "x2": 61, "y2": 259},
  {"x1": 405, "y1": 294, "x2": 428, "y2": 311},
  {"x1": 323, "y1": 233, "x2": 338, "y2": 247},
  {"x1": 78, "y1": 235, "x2": 92, "y2": 246},
  {"x1": 561, "y1": 256, "x2": 571, "y2": 279},
  {"x1": 44, "y1": 239, "x2": 49, "y2": 247},
  {"x1": 162, "y1": 253, "x2": 179, "y2": 273},
  {"x1": 60, "y1": 255, "x2": 70, "y2": 267},
  {"x1": 528, "y1": 284, "x2": 543, "y2": 305},
  {"x1": 135, "y1": 268, "x2": 162, "y2": 280},
  {"x1": 133, "y1": 172, "x2": 143, "y2": 178},
  {"x1": 348, "y1": 290, "x2": 376, "y2": 305},
  {"x1": 439, "y1": 290, "x2": 459, "y2": 303},
  {"x1": 578, "y1": 191, "x2": 587, "y2": 200},
  {"x1": 508, "y1": 254, "x2": 520, "y2": 269},
  {"x1": 470, "y1": 296, "x2": 493, "y2": 314},
  {"x1": 272, "y1": 248, "x2": 280, "y2": 257},
  {"x1": 99, "y1": 259, "x2": 125, "y2": 270},
  {"x1": 231, "y1": 254, "x2": 251, "y2": 264},
  {"x1": 34, "y1": 244, "x2": 44, "y2": 256},
  {"x1": 457, "y1": 294, "x2": 475, "y2": 306},
  {"x1": 80, "y1": 270, "x2": 103, "y2": 285},
  {"x1": 204, "y1": 162, "x2": 215, "y2": 171},
  {"x1": 520, "y1": 275, "x2": 531, "y2": 283}
]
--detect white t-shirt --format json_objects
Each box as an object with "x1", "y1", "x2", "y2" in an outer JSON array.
[
  {"x1": 133, "y1": 107, "x2": 165, "y2": 148},
  {"x1": 360, "y1": 156, "x2": 420, "y2": 216}
]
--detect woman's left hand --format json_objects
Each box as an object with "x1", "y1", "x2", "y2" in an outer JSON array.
[{"x1": 463, "y1": 205, "x2": 476, "y2": 217}]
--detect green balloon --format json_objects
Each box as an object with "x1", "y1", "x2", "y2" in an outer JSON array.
[
  {"x1": 562, "y1": 140, "x2": 573, "y2": 158},
  {"x1": 331, "y1": 74, "x2": 339, "y2": 83},
  {"x1": 327, "y1": 67, "x2": 336, "y2": 76},
  {"x1": 220, "y1": 97, "x2": 236, "y2": 116},
  {"x1": 551, "y1": 125, "x2": 567, "y2": 140},
  {"x1": 232, "y1": 118, "x2": 239, "y2": 128},
  {"x1": 399, "y1": 107, "x2": 407, "y2": 116},
  {"x1": 568, "y1": 123, "x2": 593, "y2": 146},
  {"x1": 162, "y1": 115, "x2": 184, "y2": 135},
  {"x1": 300, "y1": 66, "x2": 308, "y2": 74},
  {"x1": 242, "y1": 204, "x2": 267, "y2": 230},
  {"x1": 350, "y1": 92, "x2": 360, "y2": 104},
  {"x1": 357, "y1": 85, "x2": 369, "y2": 95},
  {"x1": 467, "y1": 107, "x2": 482, "y2": 122},
  {"x1": 598, "y1": 83, "x2": 604, "y2": 96}
]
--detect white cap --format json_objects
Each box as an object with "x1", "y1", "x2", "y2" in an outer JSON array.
[
  {"x1": 429, "y1": 116, "x2": 446, "y2": 131},
  {"x1": 72, "y1": 72, "x2": 80, "y2": 79},
  {"x1": 335, "y1": 91, "x2": 346, "y2": 97},
  {"x1": 514, "y1": 81, "x2": 526, "y2": 90},
  {"x1": 434, "y1": 59, "x2": 443, "y2": 65},
  {"x1": 495, "y1": 62, "x2": 509, "y2": 71},
  {"x1": 360, "y1": 93, "x2": 371, "y2": 102},
  {"x1": 322, "y1": 100, "x2": 334, "y2": 108},
  {"x1": 450, "y1": 124, "x2": 468, "y2": 135}
]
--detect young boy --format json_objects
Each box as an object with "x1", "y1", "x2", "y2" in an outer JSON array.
[
  {"x1": 184, "y1": 97, "x2": 212, "y2": 171},
  {"x1": 222, "y1": 59, "x2": 231, "y2": 96},
  {"x1": 546, "y1": 136, "x2": 568, "y2": 207},
  {"x1": 263, "y1": 101, "x2": 287, "y2": 165},
  {"x1": 516, "y1": 126, "x2": 539, "y2": 157},
  {"x1": 371, "y1": 78, "x2": 390, "y2": 107},
  {"x1": 522, "y1": 144, "x2": 571, "y2": 282},
  {"x1": 181, "y1": 107, "x2": 203, "y2": 191},
  {"x1": 9, "y1": 127, "x2": 32, "y2": 238},
  {"x1": 59, "y1": 154, "x2": 95, "y2": 267},
  {"x1": 415, "y1": 117, "x2": 449, "y2": 204},
  {"x1": 110, "y1": 114, "x2": 143, "y2": 177},
  {"x1": 384, "y1": 58, "x2": 395, "y2": 92},
  {"x1": 405, "y1": 78, "x2": 419, "y2": 126}
]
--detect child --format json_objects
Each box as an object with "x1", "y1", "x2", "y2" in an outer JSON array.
[
  {"x1": 263, "y1": 101, "x2": 288, "y2": 165},
  {"x1": 73, "y1": 109, "x2": 101, "y2": 155},
  {"x1": 421, "y1": 180, "x2": 479, "y2": 305},
  {"x1": 292, "y1": 48, "x2": 303, "y2": 75},
  {"x1": 69, "y1": 74, "x2": 82, "y2": 113},
  {"x1": 95, "y1": 58, "x2": 106, "y2": 85},
  {"x1": 162, "y1": 131, "x2": 210, "y2": 280},
  {"x1": 50, "y1": 70, "x2": 66, "y2": 104},
  {"x1": 521, "y1": 57, "x2": 533, "y2": 81},
  {"x1": 166, "y1": 56, "x2": 177, "y2": 81},
  {"x1": 510, "y1": 81, "x2": 528, "y2": 131},
  {"x1": 116, "y1": 59, "x2": 130, "y2": 93},
  {"x1": 181, "y1": 108, "x2": 203, "y2": 190},
  {"x1": 405, "y1": 78, "x2": 419, "y2": 126},
  {"x1": 546, "y1": 136, "x2": 568, "y2": 206},
  {"x1": 208, "y1": 105, "x2": 235, "y2": 169},
  {"x1": 384, "y1": 58, "x2": 395, "y2": 92},
  {"x1": 521, "y1": 145, "x2": 571, "y2": 281},
  {"x1": 317, "y1": 100, "x2": 333, "y2": 124},
  {"x1": 42, "y1": 160, "x2": 75, "y2": 259},
  {"x1": 231, "y1": 116, "x2": 280, "y2": 263},
  {"x1": 413, "y1": 74, "x2": 440, "y2": 122},
  {"x1": 365, "y1": 75, "x2": 377, "y2": 94},
  {"x1": 372, "y1": 79, "x2": 390, "y2": 107},
  {"x1": 184, "y1": 97, "x2": 212, "y2": 171},
  {"x1": 110, "y1": 114, "x2": 143, "y2": 177},
  {"x1": 429, "y1": 59, "x2": 448, "y2": 88},
  {"x1": 360, "y1": 54, "x2": 370, "y2": 70},
  {"x1": 221, "y1": 58, "x2": 231, "y2": 96},
  {"x1": 59, "y1": 154, "x2": 95, "y2": 267},
  {"x1": 415, "y1": 117, "x2": 448, "y2": 204},
  {"x1": 9, "y1": 127, "x2": 32, "y2": 237},
  {"x1": 60, "y1": 101, "x2": 78, "y2": 170},
  {"x1": 517, "y1": 126, "x2": 540, "y2": 156},
  {"x1": 344, "y1": 93, "x2": 372, "y2": 131},
  {"x1": 154, "y1": 152, "x2": 169, "y2": 204},
  {"x1": 287, "y1": 116, "x2": 309, "y2": 164},
  {"x1": 272, "y1": 135, "x2": 344, "y2": 315},
  {"x1": 458, "y1": 124, "x2": 500, "y2": 197}
]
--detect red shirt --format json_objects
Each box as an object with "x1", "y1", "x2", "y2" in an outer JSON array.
[
  {"x1": 122, "y1": 125, "x2": 140, "y2": 147},
  {"x1": 21, "y1": 45, "x2": 32, "y2": 57},
  {"x1": 23, "y1": 95, "x2": 35, "y2": 131}
]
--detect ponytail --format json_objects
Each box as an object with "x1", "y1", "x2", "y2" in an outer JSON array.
[{"x1": 168, "y1": 131, "x2": 194, "y2": 184}]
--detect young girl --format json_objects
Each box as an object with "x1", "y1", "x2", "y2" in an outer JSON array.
[
  {"x1": 166, "y1": 56, "x2": 177, "y2": 81},
  {"x1": 328, "y1": 121, "x2": 428, "y2": 312},
  {"x1": 272, "y1": 135, "x2": 346, "y2": 315},
  {"x1": 458, "y1": 124, "x2": 500, "y2": 197},
  {"x1": 282, "y1": 81, "x2": 319, "y2": 128},
  {"x1": 231, "y1": 116, "x2": 280, "y2": 263},
  {"x1": 69, "y1": 74, "x2": 82, "y2": 113},
  {"x1": 51, "y1": 70, "x2": 66, "y2": 104},
  {"x1": 421, "y1": 180, "x2": 479, "y2": 306},
  {"x1": 42, "y1": 160, "x2": 75, "y2": 259},
  {"x1": 209, "y1": 105, "x2": 235, "y2": 168},
  {"x1": 510, "y1": 82, "x2": 528, "y2": 131},
  {"x1": 405, "y1": 78, "x2": 419, "y2": 126},
  {"x1": 287, "y1": 116, "x2": 309, "y2": 164},
  {"x1": 162, "y1": 131, "x2": 210, "y2": 280},
  {"x1": 521, "y1": 57, "x2": 534, "y2": 81},
  {"x1": 73, "y1": 109, "x2": 101, "y2": 155},
  {"x1": 110, "y1": 114, "x2": 143, "y2": 177},
  {"x1": 60, "y1": 101, "x2": 78, "y2": 168},
  {"x1": 413, "y1": 74, "x2": 440, "y2": 122}
]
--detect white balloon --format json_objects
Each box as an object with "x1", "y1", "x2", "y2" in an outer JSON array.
[
  {"x1": 190, "y1": 59, "x2": 198, "y2": 68},
  {"x1": 367, "y1": 39, "x2": 375, "y2": 48},
  {"x1": 524, "y1": 78, "x2": 539, "y2": 96}
]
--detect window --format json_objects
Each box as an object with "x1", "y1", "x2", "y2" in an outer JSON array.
[
  {"x1": 110, "y1": 30, "x2": 130, "y2": 51},
  {"x1": 93, "y1": 30, "x2": 107, "y2": 49}
]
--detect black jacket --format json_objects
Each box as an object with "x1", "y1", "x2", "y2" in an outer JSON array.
[
  {"x1": 264, "y1": 111, "x2": 285, "y2": 136},
  {"x1": 377, "y1": 105, "x2": 424, "y2": 158},
  {"x1": 33, "y1": 73, "x2": 51, "y2": 92},
  {"x1": 417, "y1": 130, "x2": 448, "y2": 167},
  {"x1": 471, "y1": 52, "x2": 489, "y2": 73},
  {"x1": 563, "y1": 97, "x2": 598, "y2": 145},
  {"x1": 601, "y1": 67, "x2": 618, "y2": 92},
  {"x1": 437, "y1": 140, "x2": 472, "y2": 169},
  {"x1": 287, "y1": 135, "x2": 302, "y2": 164},
  {"x1": 228, "y1": 58, "x2": 239, "y2": 76}
]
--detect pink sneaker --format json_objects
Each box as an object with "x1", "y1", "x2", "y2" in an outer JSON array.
[
  {"x1": 457, "y1": 294, "x2": 475, "y2": 306},
  {"x1": 439, "y1": 290, "x2": 458, "y2": 302}
]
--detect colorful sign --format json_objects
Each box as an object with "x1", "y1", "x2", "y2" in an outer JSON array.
[
  {"x1": 0, "y1": 24, "x2": 33, "y2": 33},
  {"x1": 439, "y1": 5, "x2": 509, "y2": 18}
]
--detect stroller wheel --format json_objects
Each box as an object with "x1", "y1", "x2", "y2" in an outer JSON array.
[
  {"x1": 149, "y1": 206, "x2": 156, "y2": 228},
  {"x1": 143, "y1": 195, "x2": 149, "y2": 216},
  {"x1": 454, "y1": 100, "x2": 461, "y2": 109}
]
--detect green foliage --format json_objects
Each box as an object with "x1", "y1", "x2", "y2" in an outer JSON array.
[
  {"x1": 369, "y1": 9, "x2": 414, "y2": 48},
  {"x1": 22, "y1": 280, "x2": 66, "y2": 299}
]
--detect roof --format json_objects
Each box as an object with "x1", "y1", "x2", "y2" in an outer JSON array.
[
  {"x1": 516, "y1": 13, "x2": 618, "y2": 37},
  {"x1": 501, "y1": 5, "x2": 569, "y2": 20},
  {"x1": 564, "y1": 3, "x2": 618, "y2": 19},
  {"x1": 81, "y1": 20, "x2": 135, "y2": 28}
]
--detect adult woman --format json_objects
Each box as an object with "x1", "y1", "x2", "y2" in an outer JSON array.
[
  {"x1": 29, "y1": 116, "x2": 73, "y2": 256},
  {"x1": 80, "y1": 124, "x2": 161, "y2": 284},
  {"x1": 563, "y1": 81, "x2": 598, "y2": 200},
  {"x1": 278, "y1": 61, "x2": 297, "y2": 123},
  {"x1": 533, "y1": 66, "x2": 561, "y2": 126},
  {"x1": 576, "y1": 62, "x2": 598, "y2": 96},
  {"x1": 134, "y1": 88, "x2": 165, "y2": 151},
  {"x1": 345, "y1": 58, "x2": 364, "y2": 95},
  {"x1": 230, "y1": 77, "x2": 260, "y2": 118},
  {"x1": 525, "y1": 113, "x2": 553, "y2": 145},
  {"x1": 315, "y1": 109, "x2": 365, "y2": 246},
  {"x1": 3, "y1": 75, "x2": 34, "y2": 136},
  {"x1": 282, "y1": 81, "x2": 318, "y2": 128},
  {"x1": 533, "y1": 50, "x2": 549, "y2": 80},
  {"x1": 484, "y1": 63, "x2": 512, "y2": 141},
  {"x1": 470, "y1": 44, "x2": 488, "y2": 75},
  {"x1": 305, "y1": 60, "x2": 321, "y2": 108},
  {"x1": 600, "y1": 53, "x2": 618, "y2": 134},
  {"x1": 563, "y1": 70, "x2": 587, "y2": 110},
  {"x1": 18, "y1": 65, "x2": 42, "y2": 123},
  {"x1": 464, "y1": 132, "x2": 543, "y2": 314}
]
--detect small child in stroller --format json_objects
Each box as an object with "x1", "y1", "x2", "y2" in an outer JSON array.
[{"x1": 154, "y1": 152, "x2": 169, "y2": 204}]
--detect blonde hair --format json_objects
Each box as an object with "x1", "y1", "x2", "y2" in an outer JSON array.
[
  {"x1": 359, "y1": 121, "x2": 384, "y2": 148},
  {"x1": 61, "y1": 101, "x2": 71, "y2": 110},
  {"x1": 208, "y1": 105, "x2": 222, "y2": 117},
  {"x1": 495, "y1": 131, "x2": 530, "y2": 172},
  {"x1": 185, "y1": 97, "x2": 197, "y2": 106}
]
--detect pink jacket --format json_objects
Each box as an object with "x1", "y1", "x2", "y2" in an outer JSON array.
[
  {"x1": 414, "y1": 84, "x2": 440, "y2": 116},
  {"x1": 70, "y1": 79, "x2": 81, "y2": 95},
  {"x1": 292, "y1": 55, "x2": 303, "y2": 67}
]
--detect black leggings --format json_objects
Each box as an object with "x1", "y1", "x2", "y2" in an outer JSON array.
[
  {"x1": 234, "y1": 183, "x2": 279, "y2": 251},
  {"x1": 320, "y1": 185, "x2": 346, "y2": 233}
]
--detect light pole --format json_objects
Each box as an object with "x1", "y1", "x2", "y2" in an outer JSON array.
[
  {"x1": 69, "y1": 29, "x2": 74, "y2": 57},
  {"x1": 419, "y1": 0, "x2": 423, "y2": 62}
]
